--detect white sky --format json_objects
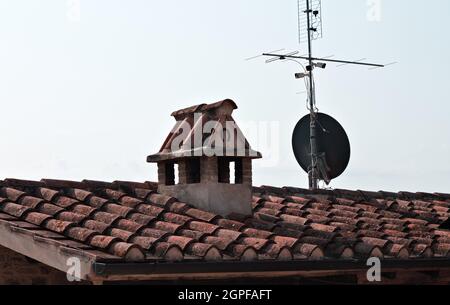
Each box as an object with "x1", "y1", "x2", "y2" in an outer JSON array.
[{"x1": 0, "y1": 0, "x2": 449, "y2": 193}]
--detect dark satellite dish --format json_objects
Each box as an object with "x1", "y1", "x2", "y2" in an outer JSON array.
[{"x1": 292, "y1": 113, "x2": 350, "y2": 183}]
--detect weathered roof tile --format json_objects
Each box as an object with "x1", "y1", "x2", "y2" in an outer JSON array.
[{"x1": 0, "y1": 178, "x2": 449, "y2": 263}]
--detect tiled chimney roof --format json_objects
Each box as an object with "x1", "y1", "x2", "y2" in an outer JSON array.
[{"x1": 147, "y1": 99, "x2": 262, "y2": 162}]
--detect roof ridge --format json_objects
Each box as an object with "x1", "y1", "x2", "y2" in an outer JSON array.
[{"x1": 254, "y1": 185, "x2": 450, "y2": 202}]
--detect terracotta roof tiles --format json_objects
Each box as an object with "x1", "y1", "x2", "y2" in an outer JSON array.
[{"x1": 0, "y1": 179, "x2": 450, "y2": 265}]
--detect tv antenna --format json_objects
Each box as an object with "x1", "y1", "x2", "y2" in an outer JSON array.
[{"x1": 258, "y1": 0, "x2": 388, "y2": 190}]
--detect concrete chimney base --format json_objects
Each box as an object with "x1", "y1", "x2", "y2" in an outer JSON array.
[{"x1": 158, "y1": 183, "x2": 252, "y2": 217}]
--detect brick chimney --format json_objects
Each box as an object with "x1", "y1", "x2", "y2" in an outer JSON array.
[{"x1": 147, "y1": 99, "x2": 262, "y2": 217}]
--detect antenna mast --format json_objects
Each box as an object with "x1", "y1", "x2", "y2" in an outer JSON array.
[{"x1": 305, "y1": 0, "x2": 319, "y2": 189}]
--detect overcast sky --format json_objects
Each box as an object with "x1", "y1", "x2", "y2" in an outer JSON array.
[{"x1": 0, "y1": 0, "x2": 449, "y2": 193}]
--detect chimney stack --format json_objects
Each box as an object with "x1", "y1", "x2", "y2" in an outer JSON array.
[{"x1": 147, "y1": 99, "x2": 262, "y2": 217}]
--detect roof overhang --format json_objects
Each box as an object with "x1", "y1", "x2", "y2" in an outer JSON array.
[
  {"x1": 0, "y1": 219, "x2": 97, "y2": 281},
  {"x1": 147, "y1": 148, "x2": 263, "y2": 163},
  {"x1": 91, "y1": 257, "x2": 450, "y2": 283}
]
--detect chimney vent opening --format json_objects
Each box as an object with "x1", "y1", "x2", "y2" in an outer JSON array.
[
  {"x1": 230, "y1": 161, "x2": 235, "y2": 184},
  {"x1": 174, "y1": 163, "x2": 179, "y2": 185},
  {"x1": 186, "y1": 158, "x2": 201, "y2": 184},
  {"x1": 164, "y1": 162, "x2": 176, "y2": 186},
  {"x1": 218, "y1": 157, "x2": 243, "y2": 184}
]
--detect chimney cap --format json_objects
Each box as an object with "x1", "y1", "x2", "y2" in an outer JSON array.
[{"x1": 170, "y1": 99, "x2": 238, "y2": 120}]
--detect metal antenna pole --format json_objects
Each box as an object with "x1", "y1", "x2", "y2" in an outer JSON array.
[{"x1": 305, "y1": 0, "x2": 319, "y2": 190}]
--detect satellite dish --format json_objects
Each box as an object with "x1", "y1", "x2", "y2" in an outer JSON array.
[{"x1": 292, "y1": 113, "x2": 350, "y2": 183}]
